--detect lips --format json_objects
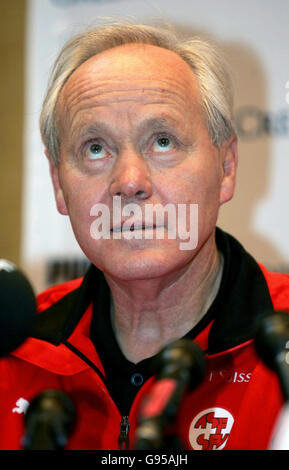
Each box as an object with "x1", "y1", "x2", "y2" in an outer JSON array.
[{"x1": 111, "y1": 223, "x2": 156, "y2": 233}]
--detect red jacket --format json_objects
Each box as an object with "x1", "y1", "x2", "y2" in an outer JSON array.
[{"x1": 0, "y1": 263, "x2": 288, "y2": 450}]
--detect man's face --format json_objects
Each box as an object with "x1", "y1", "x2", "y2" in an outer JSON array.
[{"x1": 50, "y1": 43, "x2": 237, "y2": 281}]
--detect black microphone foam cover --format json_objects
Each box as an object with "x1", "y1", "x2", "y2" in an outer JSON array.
[
  {"x1": 23, "y1": 389, "x2": 76, "y2": 450},
  {"x1": 0, "y1": 260, "x2": 36, "y2": 356},
  {"x1": 255, "y1": 310, "x2": 289, "y2": 371},
  {"x1": 152, "y1": 338, "x2": 206, "y2": 387}
]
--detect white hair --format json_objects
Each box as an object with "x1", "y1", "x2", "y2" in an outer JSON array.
[{"x1": 40, "y1": 22, "x2": 236, "y2": 165}]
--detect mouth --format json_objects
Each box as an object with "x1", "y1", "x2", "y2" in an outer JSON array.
[{"x1": 111, "y1": 224, "x2": 156, "y2": 233}]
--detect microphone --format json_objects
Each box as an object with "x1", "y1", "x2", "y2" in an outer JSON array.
[
  {"x1": 255, "y1": 311, "x2": 289, "y2": 450},
  {"x1": 255, "y1": 310, "x2": 289, "y2": 401},
  {"x1": 22, "y1": 389, "x2": 76, "y2": 450},
  {"x1": 0, "y1": 260, "x2": 36, "y2": 356},
  {"x1": 134, "y1": 339, "x2": 206, "y2": 450}
]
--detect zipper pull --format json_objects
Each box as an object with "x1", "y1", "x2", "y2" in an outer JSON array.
[{"x1": 118, "y1": 415, "x2": 130, "y2": 450}]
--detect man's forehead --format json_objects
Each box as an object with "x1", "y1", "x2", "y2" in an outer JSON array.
[
  {"x1": 60, "y1": 43, "x2": 199, "y2": 104},
  {"x1": 77, "y1": 42, "x2": 194, "y2": 74}
]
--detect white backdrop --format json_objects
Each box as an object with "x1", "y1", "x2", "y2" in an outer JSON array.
[{"x1": 21, "y1": 0, "x2": 289, "y2": 292}]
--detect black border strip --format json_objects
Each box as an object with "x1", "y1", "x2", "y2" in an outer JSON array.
[{"x1": 62, "y1": 339, "x2": 108, "y2": 386}]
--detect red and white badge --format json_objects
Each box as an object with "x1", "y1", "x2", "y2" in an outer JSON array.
[{"x1": 189, "y1": 407, "x2": 234, "y2": 450}]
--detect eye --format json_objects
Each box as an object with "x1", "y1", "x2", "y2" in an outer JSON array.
[
  {"x1": 84, "y1": 141, "x2": 108, "y2": 160},
  {"x1": 152, "y1": 135, "x2": 174, "y2": 153}
]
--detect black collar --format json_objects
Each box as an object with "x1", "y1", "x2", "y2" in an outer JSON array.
[
  {"x1": 208, "y1": 228, "x2": 273, "y2": 353},
  {"x1": 33, "y1": 227, "x2": 273, "y2": 354}
]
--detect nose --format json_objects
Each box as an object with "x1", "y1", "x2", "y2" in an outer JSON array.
[{"x1": 109, "y1": 150, "x2": 153, "y2": 201}]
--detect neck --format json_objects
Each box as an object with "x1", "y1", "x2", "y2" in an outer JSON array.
[{"x1": 104, "y1": 234, "x2": 223, "y2": 363}]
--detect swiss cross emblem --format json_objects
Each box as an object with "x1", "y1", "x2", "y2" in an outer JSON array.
[{"x1": 189, "y1": 407, "x2": 234, "y2": 450}]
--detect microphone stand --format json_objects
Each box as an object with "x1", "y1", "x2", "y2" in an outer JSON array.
[
  {"x1": 22, "y1": 389, "x2": 76, "y2": 450},
  {"x1": 134, "y1": 339, "x2": 206, "y2": 450}
]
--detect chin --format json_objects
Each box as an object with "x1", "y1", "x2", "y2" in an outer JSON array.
[{"x1": 87, "y1": 241, "x2": 196, "y2": 281}]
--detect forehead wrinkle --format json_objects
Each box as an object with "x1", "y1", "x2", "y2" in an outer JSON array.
[
  {"x1": 67, "y1": 95, "x2": 193, "y2": 142},
  {"x1": 62, "y1": 91, "x2": 197, "y2": 140},
  {"x1": 60, "y1": 73, "x2": 198, "y2": 119},
  {"x1": 63, "y1": 71, "x2": 196, "y2": 103}
]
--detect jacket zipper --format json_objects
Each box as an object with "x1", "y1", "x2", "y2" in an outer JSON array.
[
  {"x1": 118, "y1": 415, "x2": 130, "y2": 450},
  {"x1": 63, "y1": 340, "x2": 131, "y2": 449}
]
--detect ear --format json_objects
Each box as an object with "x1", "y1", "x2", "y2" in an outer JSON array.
[
  {"x1": 219, "y1": 136, "x2": 238, "y2": 206},
  {"x1": 45, "y1": 149, "x2": 68, "y2": 215}
]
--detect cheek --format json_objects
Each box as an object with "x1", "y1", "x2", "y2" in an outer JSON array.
[
  {"x1": 63, "y1": 187, "x2": 105, "y2": 261},
  {"x1": 164, "y1": 162, "x2": 222, "y2": 239},
  {"x1": 65, "y1": 192, "x2": 93, "y2": 245},
  {"x1": 59, "y1": 165, "x2": 105, "y2": 213},
  {"x1": 160, "y1": 161, "x2": 221, "y2": 207},
  {"x1": 58, "y1": 174, "x2": 109, "y2": 248}
]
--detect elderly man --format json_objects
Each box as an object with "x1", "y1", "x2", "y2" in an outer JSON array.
[{"x1": 1, "y1": 23, "x2": 289, "y2": 451}]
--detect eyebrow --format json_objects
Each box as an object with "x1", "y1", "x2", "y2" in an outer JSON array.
[
  {"x1": 70, "y1": 121, "x2": 110, "y2": 141},
  {"x1": 137, "y1": 115, "x2": 182, "y2": 133},
  {"x1": 70, "y1": 114, "x2": 184, "y2": 142}
]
